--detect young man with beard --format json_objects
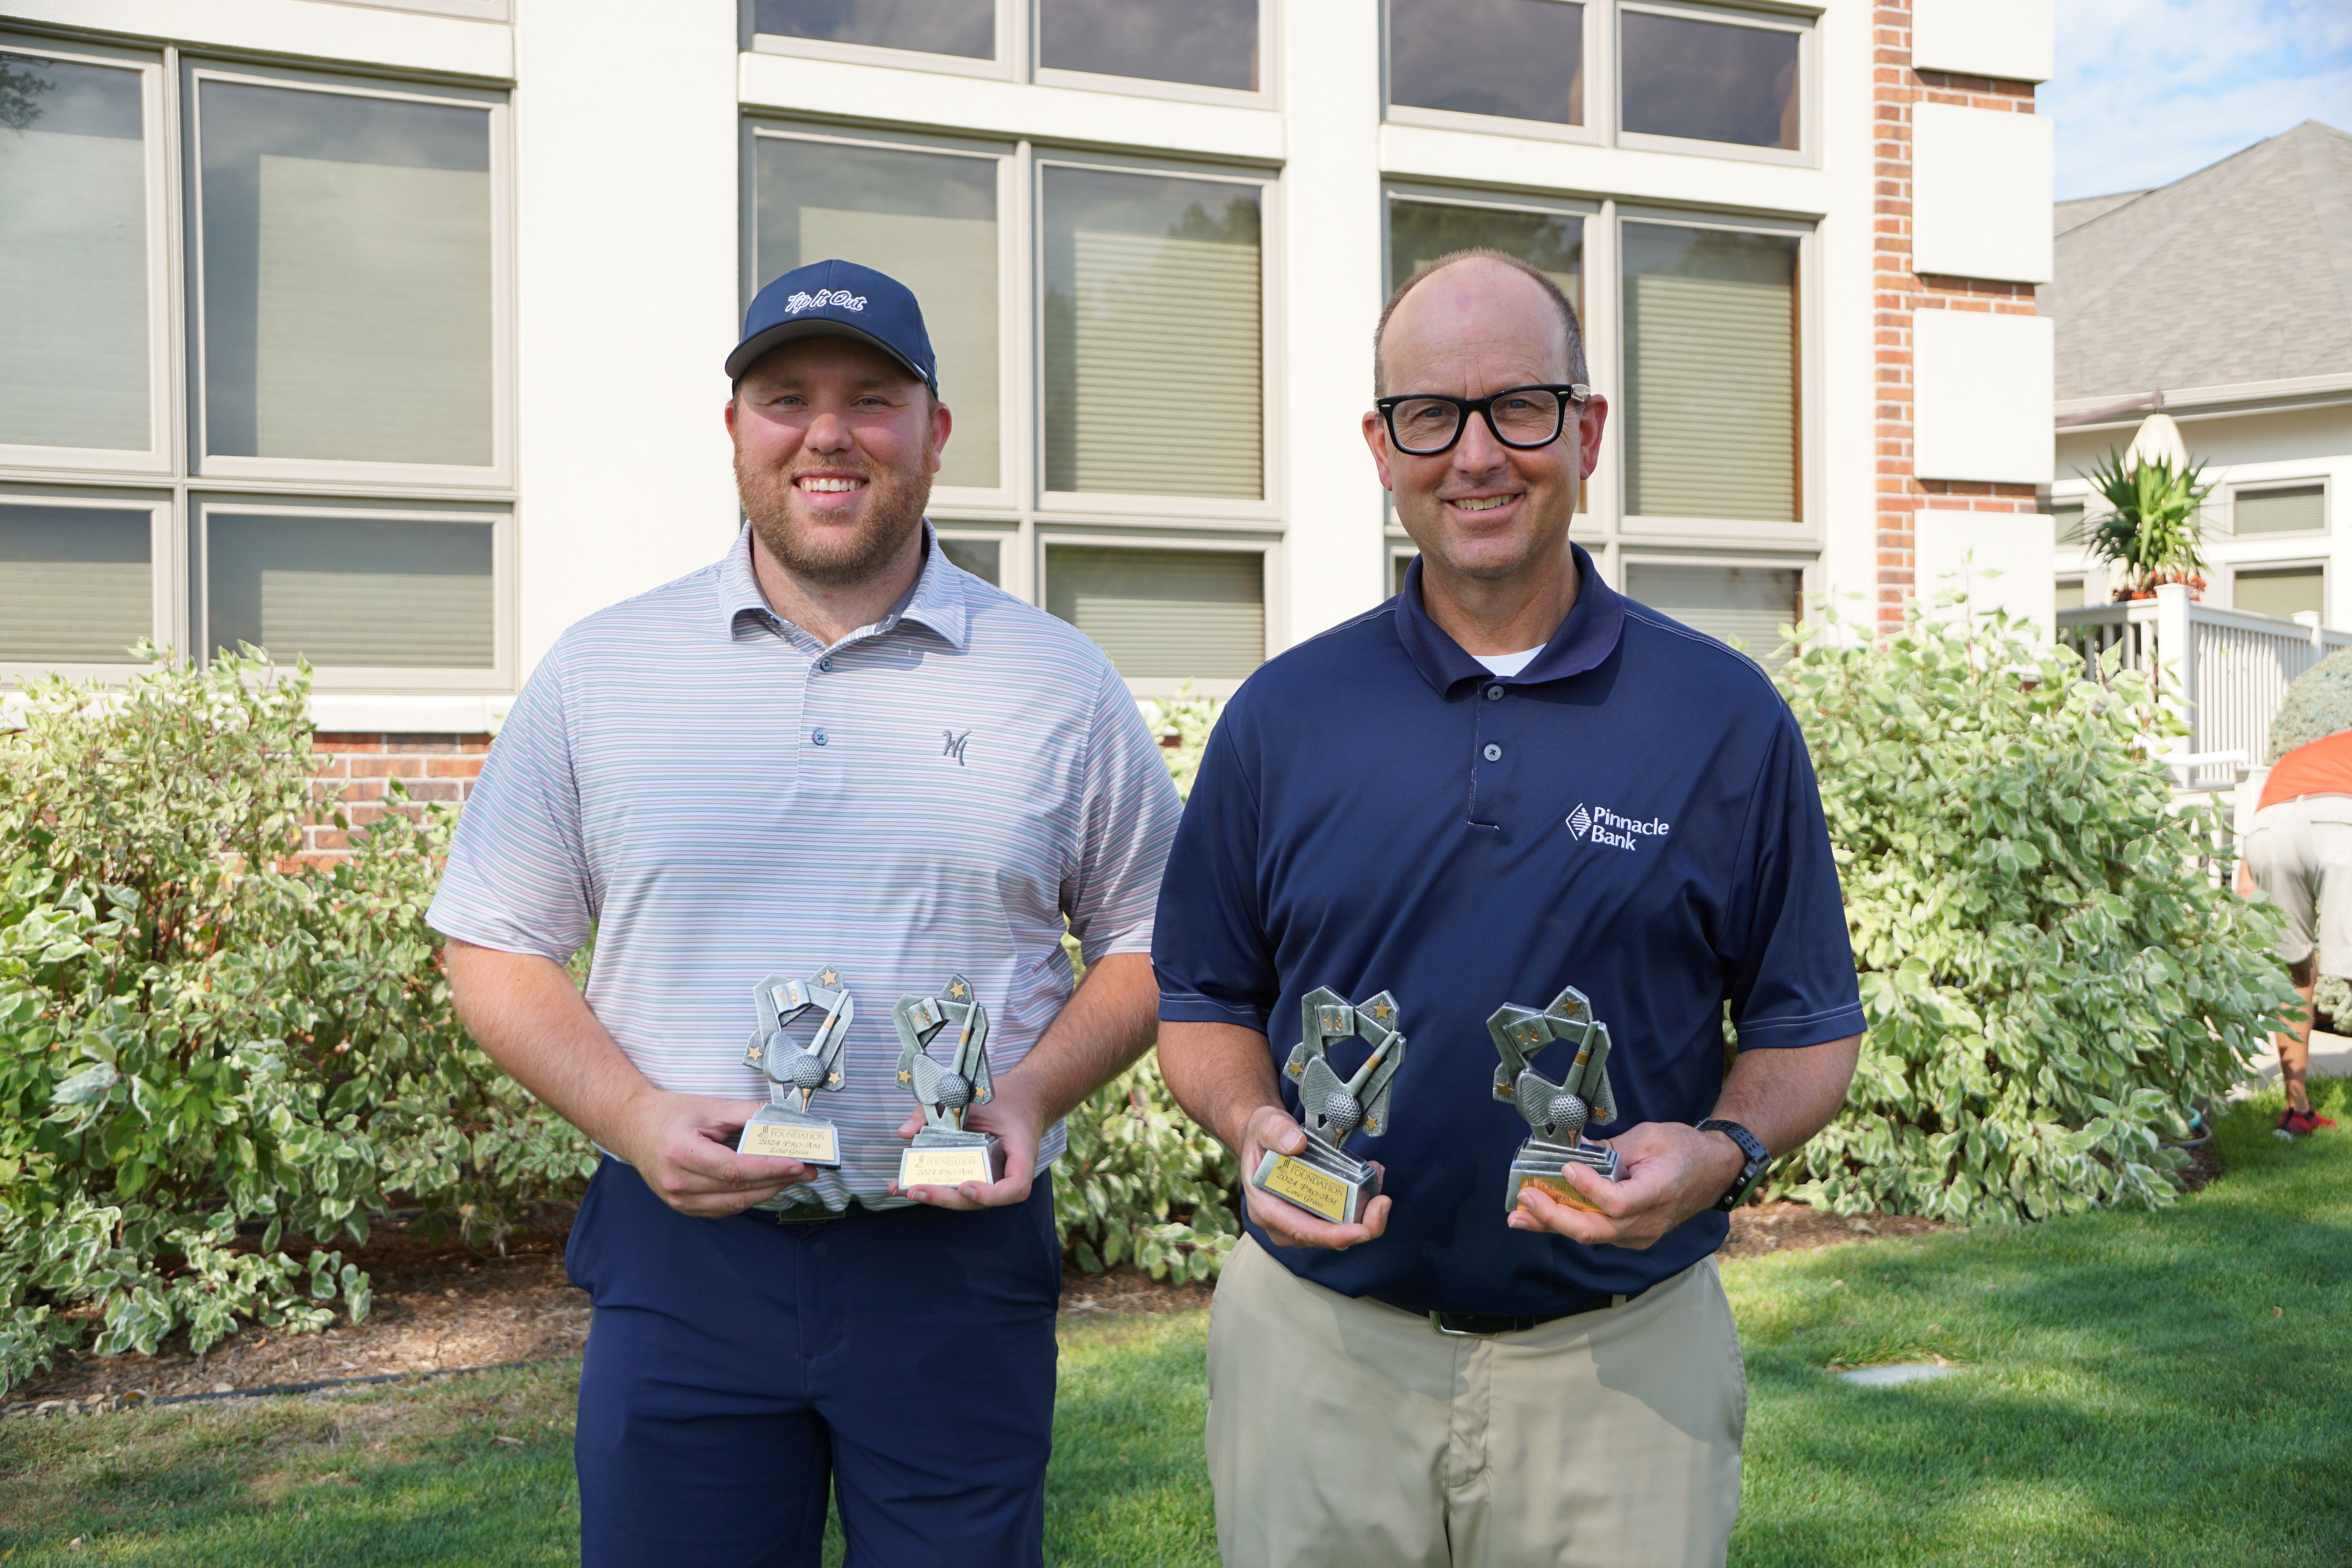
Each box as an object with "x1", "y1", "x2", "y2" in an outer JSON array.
[
  {"x1": 431, "y1": 260, "x2": 1182, "y2": 1567},
  {"x1": 1155, "y1": 252, "x2": 1864, "y2": 1567}
]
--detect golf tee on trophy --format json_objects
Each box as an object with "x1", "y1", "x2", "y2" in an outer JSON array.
[
  {"x1": 738, "y1": 967, "x2": 855, "y2": 1167},
  {"x1": 1489, "y1": 984, "x2": 1625, "y2": 1215},
  {"x1": 893, "y1": 973, "x2": 1005, "y2": 1190},
  {"x1": 1249, "y1": 987, "x2": 1407, "y2": 1225}
]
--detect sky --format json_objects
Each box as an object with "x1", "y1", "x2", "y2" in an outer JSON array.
[{"x1": 2041, "y1": 0, "x2": 2352, "y2": 201}]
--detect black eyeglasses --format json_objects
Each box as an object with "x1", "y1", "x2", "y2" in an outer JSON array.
[{"x1": 1374, "y1": 384, "x2": 1592, "y2": 456}]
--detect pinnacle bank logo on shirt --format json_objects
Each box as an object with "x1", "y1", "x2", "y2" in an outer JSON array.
[{"x1": 1566, "y1": 802, "x2": 1671, "y2": 852}]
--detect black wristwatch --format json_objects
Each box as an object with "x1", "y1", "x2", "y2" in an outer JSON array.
[{"x1": 1696, "y1": 1119, "x2": 1770, "y2": 1211}]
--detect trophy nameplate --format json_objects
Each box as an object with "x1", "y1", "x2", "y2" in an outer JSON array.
[
  {"x1": 892, "y1": 976, "x2": 1005, "y2": 1192},
  {"x1": 737, "y1": 967, "x2": 855, "y2": 1169},
  {"x1": 1489, "y1": 985, "x2": 1626, "y2": 1217},
  {"x1": 1247, "y1": 987, "x2": 1408, "y2": 1227}
]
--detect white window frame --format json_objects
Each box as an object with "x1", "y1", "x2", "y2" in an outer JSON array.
[
  {"x1": 0, "y1": 485, "x2": 178, "y2": 684},
  {"x1": 0, "y1": 35, "x2": 175, "y2": 479},
  {"x1": 744, "y1": 122, "x2": 1022, "y2": 513},
  {"x1": 2227, "y1": 478, "x2": 2328, "y2": 538},
  {"x1": 1381, "y1": 0, "x2": 1606, "y2": 148},
  {"x1": 1615, "y1": 0, "x2": 1818, "y2": 168},
  {"x1": 1612, "y1": 205, "x2": 1818, "y2": 546},
  {"x1": 746, "y1": 1, "x2": 1278, "y2": 105},
  {"x1": 189, "y1": 494, "x2": 515, "y2": 694},
  {"x1": 2228, "y1": 557, "x2": 2328, "y2": 620},
  {"x1": 1032, "y1": 147, "x2": 1282, "y2": 524},
  {"x1": 1033, "y1": 525, "x2": 1282, "y2": 697},
  {"x1": 184, "y1": 60, "x2": 515, "y2": 492}
]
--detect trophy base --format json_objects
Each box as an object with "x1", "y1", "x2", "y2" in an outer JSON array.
[
  {"x1": 737, "y1": 1106, "x2": 842, "y2": 1168},
  {"x1": 899, "y1": 1131, "x2": 1004, "y2": 1190},
  {"x1": 1507, "y1": 1137, "x2": 1622, "y2": 1216},
  {"x1": 1251, "y1": 1131, "x2": 1381, "y2": 1225}
]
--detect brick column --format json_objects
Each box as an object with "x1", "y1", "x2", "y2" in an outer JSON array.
[
  {"x1": 1873, "y1": 1, "x2": 2045, "y2": 633},
  {"x1": 307, "y1": 733, "x2": 492, "y2": 862}
]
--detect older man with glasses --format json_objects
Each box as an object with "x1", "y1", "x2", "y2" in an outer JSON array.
[{"x1": 1154, "y1": 249, "x2": 1865, "y2": 1568}]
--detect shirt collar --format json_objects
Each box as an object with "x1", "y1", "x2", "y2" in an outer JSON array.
[
  {"x1": 713, "y1": 521, "x2": 970, "y2": 652},
  {"x1": 1392, "y1": 541, "x2": 1626, "y2": 695}
]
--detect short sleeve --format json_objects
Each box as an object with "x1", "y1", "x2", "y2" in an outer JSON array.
[
  {"x1": 1152, "y1": 696, "x2": 1277, "y2": 1033},
  {"x1": 1062, "y1": 665, "x2": 1184, "y2": 964},
  {"x1": 426, "y1": 645, "x2": 594, "y2": 964},
  {"x1": 1720, "y1": 713, "x2": 1866, "y2": 1049}
]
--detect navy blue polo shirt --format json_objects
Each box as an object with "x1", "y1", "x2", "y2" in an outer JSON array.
[{"x1": 1153, "y1": 546, "x2": 1863, "y2": 1314}]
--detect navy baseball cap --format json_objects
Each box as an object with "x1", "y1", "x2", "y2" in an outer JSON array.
[{"x1": 726, "y1": 258, "x2": 938, "y2": 391}]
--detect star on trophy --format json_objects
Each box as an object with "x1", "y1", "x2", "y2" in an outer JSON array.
[
  {"x1": 737, "y1": 966, "x2": 854, "y2": 1167},
  {"x1": 1249, "y1": 987, "x2": 1407, "y2": 1225},
  {"x1": 1488, "y1": 984, "x2": 1625, "y2": 1216},
  {"x1": 891, "y1": 974, "x2": 1004, "y2": 1189}
]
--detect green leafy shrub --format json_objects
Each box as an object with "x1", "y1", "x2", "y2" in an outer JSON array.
[
  {"x1": 1052, "y1": 691, "x2": 1243, "y2": 1281},
  {"x1": 0, "y1": 651, "x2": 593, "y2": 1394},
  {"x1": 2265, "y1": 648, "x2": 2352, "y2": 764},
  {"x1": 1773, "y1": 603, "x2": 2296, "y2": 1221}
]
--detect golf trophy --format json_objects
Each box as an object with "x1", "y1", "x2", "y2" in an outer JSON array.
[
  {"x1": 736, "y1": 966, "x2": 854, "y2": 1166},
  {"x1": 1249, "y1": 987, "x2": 1407, "y2": 1225},
  {"x1": 892, "y1": 973, "x2": 1004, "y2": 1189},
  {"x1": 1489, "y1": 984, "x2": 1625, "y2": 1215}
]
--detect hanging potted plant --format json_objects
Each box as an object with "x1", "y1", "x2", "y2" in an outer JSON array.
[{"x1": 2083, "y1": 443, "x2": 2215, "y2": 601}]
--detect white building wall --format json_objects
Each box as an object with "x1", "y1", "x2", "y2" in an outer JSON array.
[
  {"x1": 1913, "y1": 102, "x2": 2053, "y2": 284},
  {"x1": 1916, "y1": 311, "x2": 2056, "y2": 482},
  {"x1": 1912, "y1": 0, "x2": 2054, "y2": 84}
]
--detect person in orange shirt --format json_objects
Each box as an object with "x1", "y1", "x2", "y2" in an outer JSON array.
[{"x1": 2239, "y1": 730, "x2": 2352, "y2": 1136}]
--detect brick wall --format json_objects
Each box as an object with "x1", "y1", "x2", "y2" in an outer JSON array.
[
  {"x1": 307, "y1": 733, "x2": 493, "y2": 861},
  {"x1": 1873, "y1": 4, "x2": 2045, "y2": 632}
]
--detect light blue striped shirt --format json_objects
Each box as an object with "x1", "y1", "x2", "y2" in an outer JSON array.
[{"x1": 428, "y1": 525, "x2": 1183, "y2": 1210}]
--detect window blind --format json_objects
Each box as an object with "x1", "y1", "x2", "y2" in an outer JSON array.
[
  {"x1": 0, "y1": 506, "x2": 150, "y2": 664},
  {"x1": 0, "y1": 60, "x2": 149, "y2": 451},
  {"x1": 1623, "y1": 224, "x2": 1798, "y2": 523},
  {"x1": 1045, "y1": 546, "x2": 1263, "y2": 679},
  {"x1": 798, "y1": 206, "x2": 999, "y2": 488},
  {"x1": 207, "y1": 514, "x2": 494, "y2": 668},
  {"x1": 1053, "y1": 229, "x2": 1261, "y2": 497},
  {"x1": 1624, "y1": 562, "x2": 1800, "y2": 666},
  {"x1": 252, "y1": 155, "x2": 492, "y2": 466},
  {"x1": 2233, "y1": 566, "x2": 2324, "y2": 622},
  {"x1": 2051, "y1": 501, "x2": 2085, "y2": 544},
  {"x1": 2234, "y1": 486, "x2": 2324, "y2": 535},
  {"x1": 1388, "y1": 199, "x2": 1581, "y2": 307}
]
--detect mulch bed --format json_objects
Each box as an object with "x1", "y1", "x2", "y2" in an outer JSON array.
[{"x1": 1719, "y1": 1200, "x2": 1951, "y2": 1261}]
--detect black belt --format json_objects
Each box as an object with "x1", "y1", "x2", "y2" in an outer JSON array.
[{"x1": 1373, "y1": 1288, "x2": 1630, "y2": 1338}]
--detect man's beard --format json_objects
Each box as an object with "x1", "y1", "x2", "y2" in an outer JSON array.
[{"x1": 736, "y1": 450, "x2": 934, "y2": 589}]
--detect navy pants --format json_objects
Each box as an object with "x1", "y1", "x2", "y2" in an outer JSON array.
[{"x1": 566, "y1": 1158, "x2": 1062, "y2": 1567}]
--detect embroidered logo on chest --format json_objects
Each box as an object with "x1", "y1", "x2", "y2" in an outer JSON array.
[
  {"x1": 1567, "y1": 803, "x2": 1670, "y2": 852},
  {"x1": 942, "y1": 729, "x2": 971, "y2": 767}
]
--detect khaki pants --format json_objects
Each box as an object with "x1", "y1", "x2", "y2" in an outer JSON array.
[
  {"x1": 1205, "y1": 1236, "x2": 1745, "y2": 1568},
  {"x1": 2243, "y1": 795, "x2": 2352, "y2": 974}
]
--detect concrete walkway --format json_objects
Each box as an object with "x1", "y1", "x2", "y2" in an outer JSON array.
[{"x1": 2234, "y1": 1030, "x2": 2352, "y2": 1100}]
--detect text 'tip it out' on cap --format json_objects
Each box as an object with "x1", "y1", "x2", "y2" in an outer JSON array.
[{"x1": 725, "y1": 258, "x2": 939, "y2": 392}]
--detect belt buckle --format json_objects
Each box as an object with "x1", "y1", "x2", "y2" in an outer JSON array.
[{"x1": 1430, "y1": 1311, "x2": 1508, "y2": 1338}]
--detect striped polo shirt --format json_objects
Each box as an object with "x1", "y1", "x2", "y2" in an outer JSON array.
[{"x1": 428, "y1": 525, "x2": 1183, "y2": 1211}]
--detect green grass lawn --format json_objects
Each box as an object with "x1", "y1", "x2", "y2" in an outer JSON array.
[{"x1": 4, "y1": 1080, "x2": 2345, "y2": 1566}]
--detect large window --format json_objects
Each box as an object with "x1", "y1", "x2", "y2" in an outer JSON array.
[
  {"x1": 1388, "y1": 0, "x2": 1585, "y2": 128},
  {"x1": 1622, "y1": 221, "x2": 1800, "y2": 524},
  {"x1": 2233, "y1": 483, "x2": 2325, "y2": 536},
  {"x1": 0, "y1": 38, "x2": 512, "y2": 689},
  {"x1": 1620, "y1": 5, "x2": 1802, "y2": 151},
  {"x1": 749, "y1": 1, "x2": 1265, "y2": 96},
  {"x1": 1389, "y1": 196, "x2": 1583, "y2": 312},
  {"x1": 1624, "y1": 560, "x2": 1801, "y2": 664},
  {"x1": 1044, "y1": 545, "x2": 1265, "y2": 678},
  {"x1": 2234, "y1": 564, "x2": 2325, "y2": 621}
]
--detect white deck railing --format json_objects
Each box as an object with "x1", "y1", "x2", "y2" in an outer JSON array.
[{"x1": 2057, "y1": 585, "x2": 2352, "y2": 789}]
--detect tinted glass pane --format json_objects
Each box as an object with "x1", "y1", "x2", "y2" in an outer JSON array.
[
  {"x1": 939, "y1": 536, "x2": 1000, "y2": 584},
  {"x1": 0, "y1": 53, "x2": 149, "y2": 451},
  {"x1": 2051, "y1": 501, "x2": 2085, "y2": 544},
  {"x1": 1624, "y1": 562, "x2": 1799, "y2": 665},
  {"x1": 0, "y1": 505, "x2": 149, "y2": 664},
  {"x1": 2235, "y1": 485, "x2": 2324, "y2": 535},
  {"x1": 207, "y1": 514, "x2": 494, "y2": 668},
  {"x1": 1389, "y1": 200, "x2": 1582, "y2": 312},
  {"x1": 1621, "y1": 11, "x2": 1799, "y2": 149},
  {"x1": 755, "y1": 139, "x2": 999, "y2": 488},
  {"x1": 2234, "y1": 567, "x2": 2324, "y2": 622},
  {"x1": 1388, "y1": 0, "x2": 1582, "y2": 125},
  {"x1": 752, "y1": 0, "x2": 994, "y2": 57},
  {"x1": 200, "y1": 81, "x2": 492, "y2": 466},
  {"x1": 1046, "y1": 546, "x2": 1262, "y2": 679},
  {"x1": 1043, "y1": 168, "x2": 1261, "y2": 498},
  {"x1": 2054, "y1": 577, "x2": 2084, "y2": 611},
  {"x1": 1040, "y1": 0, "x2": 1256, "y2": 90},
  {"x1": 1623, "y1": 223, "x2": 1798, "y2": 521}
]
